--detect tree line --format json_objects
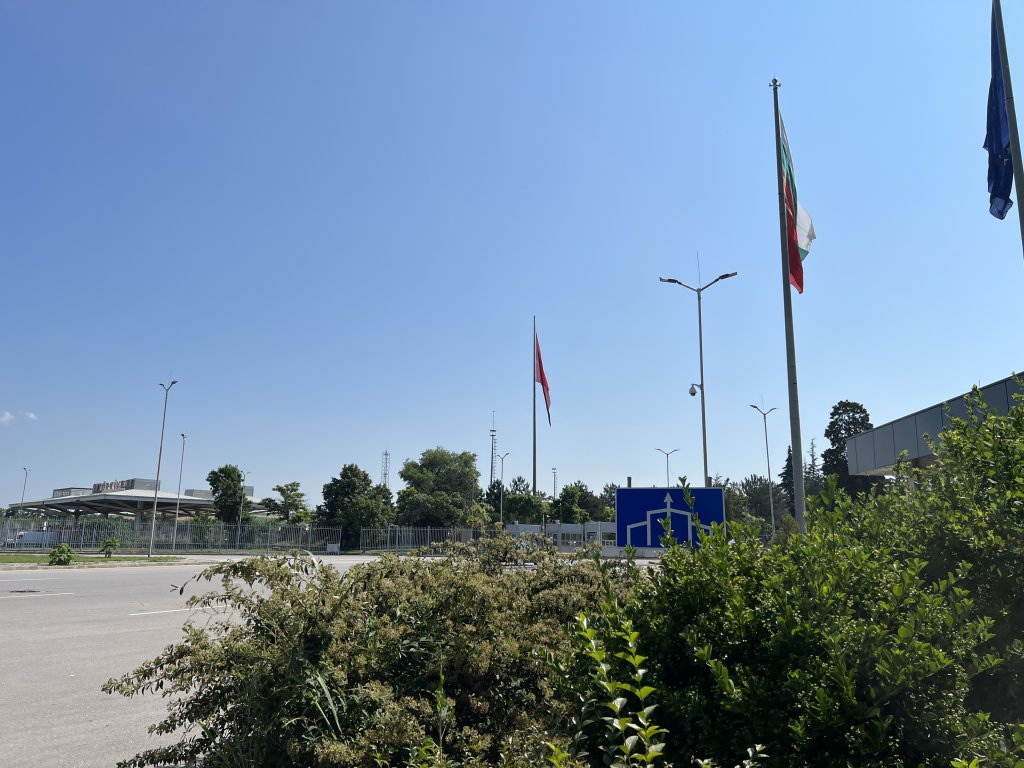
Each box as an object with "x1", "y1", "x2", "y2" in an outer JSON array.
[{"x1": 197, "y1": 399, "x2": 877, "y2": 549}]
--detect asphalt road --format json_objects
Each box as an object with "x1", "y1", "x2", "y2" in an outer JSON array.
[{"x1": 0, "y1": 556, "x2": 378, "y2": 768}]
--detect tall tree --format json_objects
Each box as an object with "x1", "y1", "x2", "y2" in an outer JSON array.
[
  {"x1": 779, "y1": 447, "x2": 795, "y2": 516},
  {"x1": 207, "y1": 465, "x2": 247, "y2": 523},
  {"x1": 396, "y1": 447, "x2": 480, "y2": 527},
  {"x1": 822, "y1": 400, "x2": 875, "y2": 496},
  {"x1": 804, "y1": 439, "x2": 825, "y2": 499},
  {"x1": 318, "y1": 464, "x2": 394, "y2": 547},
  {"x1": 260, "y1": 482, "x2": 310, "y2": 523},
  {"x1": 508, "y1": 475, "x2": 532, "y2": 496},
  {"x1": 739, "y1": 474, "x2": 788, "y2": 535},
  {"x1": 550, "y1": 482, "x2": 588, "y2": 524}
]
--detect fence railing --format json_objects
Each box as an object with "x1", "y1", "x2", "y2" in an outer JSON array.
[
  {"x1": 2, "y1": 518, "x2": 620, "y2": 555},
  {"x1": 359, "y1": 522, "x2": 618, "y2": 552},
  {"x1": 0, "y1": 517, "x2": 346, "y2": 554}
]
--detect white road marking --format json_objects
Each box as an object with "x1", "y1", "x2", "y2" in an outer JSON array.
[
  {"x1": 0, "y1": 577, "x2": 59, "y2": 582},
  {"x1": 0, "y1": 592, "x2": 74, "y2": 599},
  {"x1": 128, "y1": 607, "x2": 194, "y2": 617}
]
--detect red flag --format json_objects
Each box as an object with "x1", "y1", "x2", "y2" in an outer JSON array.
[{"x1": 534, "y1": 332, "x2": 551, "y2": 426}]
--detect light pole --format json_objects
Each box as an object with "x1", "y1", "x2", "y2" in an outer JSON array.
[
  {"x1": 236, "y1": 470, "x2": 250, "y2": 549},
  {"x1": 171, "y1": 433, "x2": 187, "y2": 552},
  {"x1": 656, "y1": 449, "x2": 678, "y2": 488},
  {"x1": 497, "y1": 452, "x2": 509, "y2": 525},
  {"x1": 148, "y1": 379, "x2": 178, "y2": 558},
  {"x1": 20, "y1": 467, "x2": 29, "y2": 507},
  {"x1": 660, "y1": 271, "x2": 738, "y2": 487},
  {"x1": 750, "y1": 405, "x2": 778, "y2": 538}
]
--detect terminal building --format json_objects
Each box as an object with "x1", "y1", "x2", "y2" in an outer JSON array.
[
  {"x1": 846, "y1": 372, "x2": 1022, "y2": 477},
  {"x1": 8, "y1": 477, "x2": 257, "y2": 522}
]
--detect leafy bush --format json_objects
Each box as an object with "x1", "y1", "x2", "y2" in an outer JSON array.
[
  {"x1": 100, "y1": 536, "x2": 120, "y2": 558},
  {"x1": 632, "y1": 388, "x2": 1024, "y2": 768},
  {"x1": 103, "y1": 537, "x2": 639, "y2": 768},
  {"x1": 48, "y1": 543, "x2": 75, "y2": 565}
]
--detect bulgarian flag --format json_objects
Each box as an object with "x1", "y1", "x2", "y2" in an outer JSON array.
[{"x1": 779, "y1": 116, "x2": 816, "y2": 293}]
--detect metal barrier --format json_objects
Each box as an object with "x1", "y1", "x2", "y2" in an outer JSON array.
[
  {"x1": 0, "y1": 517, "x2": 345, "y2": 554},
  {"x1": 359, "y1": 522, "x2": 618, "y2": 552}
]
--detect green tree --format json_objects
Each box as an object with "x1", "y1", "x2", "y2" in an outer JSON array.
[
  {"x1": 804, "y1": 439, "x2": 824, "y2": 498},
  {"x1": 596, "y1": 482, "x2": 618, "y2": 521},
  {"x1": 396, "y1": 447, "x2": 480, "y2": 527},
  {"x1": 502, "y1": 492, "x2": 544, "y2": 524},
  {"x1": 822, "y1": 400, "x2": 875, "y2": 496},
  {"x1": 317, "y1": 464, "x2": 394, "y2": 548},
  {"x1": 207, "y1": 465, "x2": 247, "y2": 523},
  {"x1": 712, "y1": 475, "x2": 746, "y2": 523},
  {"x1": 260, "y1": 482, "x2": 310, "y2": 523},
  {"x1": 550, "y1": 482, "x2": 587, "y2": 524},
  {"x1": 738, "y1": 474, "x2": 787, "y2": 535},
  {"x1": 779, "y1": 446, "x2": 795, "y2": 516},
  {"x1": 508, "y1": 475, "x2": 532, "y2": 495}
]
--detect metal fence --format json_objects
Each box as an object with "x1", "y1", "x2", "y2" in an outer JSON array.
[
  {"x1": 0, "y1": 517, "x2": 345, "y2": 554},
  {"x1": 359, "y1": 522, "x2": 618, "y2": 552},
  {"x1": 2, "y1": 518, "x2": 620, "y2": 555}
]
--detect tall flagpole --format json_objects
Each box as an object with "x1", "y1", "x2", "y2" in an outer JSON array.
[
  {"x1": 532, "y1": 316, "x2": 537, "y2": 496},
  {"x1": 993, "y1": 0, "x2": 1024, "y2": 260},
  {"x1": 771, "y1": 79, "x2": 807, "y2": 534}
]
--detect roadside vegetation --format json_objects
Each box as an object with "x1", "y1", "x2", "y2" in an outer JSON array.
[
  {"x1": 104, "y1": 389, "x2": 1024, "y2": 767},
  {"x1": 0, "y1": 553, "x2": 182, "y2": 565}
]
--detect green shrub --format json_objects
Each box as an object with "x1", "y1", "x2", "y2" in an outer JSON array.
[
  {"x1": 48, "y1": 543, "x2": 75, "y2": 566},
  {"x1": 100, "y1": 536, "x2": 120, "y2": 558},
  {"x1": 635, "y1": 474, "x2": 1022, "y2": 768},
  {"x1": 103, "y1": 537, "x2": 640, "y2": 768}
]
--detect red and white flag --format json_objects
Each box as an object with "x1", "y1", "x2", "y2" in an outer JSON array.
[{"x1": 534, "y1": 332, "x2": 551, "y2": 425}]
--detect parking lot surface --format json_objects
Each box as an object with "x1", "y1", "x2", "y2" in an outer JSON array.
[{"x1": 0, "y1": 556, "x2": 377, "y2": 768}]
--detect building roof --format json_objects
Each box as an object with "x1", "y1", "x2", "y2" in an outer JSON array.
[
  {"x1": 9, "y1": 488, "x2": 219, "y2": 519},
  {"x1": 846, "y1": 371, "x2": 1022, "y2": 476}
]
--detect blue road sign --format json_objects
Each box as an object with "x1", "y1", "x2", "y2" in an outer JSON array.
[{"x1": 615, "y1": 487, "x2": 725, "y2": 548}]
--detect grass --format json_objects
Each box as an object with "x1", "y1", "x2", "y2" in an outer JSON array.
[{"x1": 0, "y1": 553, "x2": 184, "y2": 564}]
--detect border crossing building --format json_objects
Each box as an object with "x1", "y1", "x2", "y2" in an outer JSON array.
[{"x1": 846, "y1": 372, "x2": 1022, "y2": 477}]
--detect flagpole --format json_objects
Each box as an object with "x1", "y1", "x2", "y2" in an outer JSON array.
[
  {"x1": 532, "y1": 315, "x2": 537, "y2": 497},
  {"x1": 771, "y1": 78, "x2": 807, "y2": 534},
  {"x1": 993, "y1": 0, "x2": 1024, "y2": 261}
]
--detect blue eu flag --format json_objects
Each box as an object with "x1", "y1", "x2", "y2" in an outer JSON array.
[{"x1": 986, "y1": 7, "x2": 1014, "y2": 219}]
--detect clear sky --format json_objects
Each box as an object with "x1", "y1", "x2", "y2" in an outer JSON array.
[{"x1": 3, "y1": 2, "x2": 1023, "y2": 508}]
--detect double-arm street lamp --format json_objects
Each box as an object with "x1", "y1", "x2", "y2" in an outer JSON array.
[
  {"x1": 171, "y1": 433, "x2": 187, "y2": 552},
  {"x1": 750, "y1": 405, "x2": 777, "y2": 538},
  {"x1": 656, "y1": 448, "x2": 678, "y2": 488},
  {"x1": 659, "y1": 271, "x2": 738, "y2": 487},
  {"x1": 497, "y1": 452, "x2": 509, "y2": 525},
  {"x1": 148, "y1": 379, "x2": 178, "y2": 558}
]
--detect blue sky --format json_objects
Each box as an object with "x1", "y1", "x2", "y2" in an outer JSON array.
[{"x1": 3, "y1": 2, "x2": 1022, "y2": 508}]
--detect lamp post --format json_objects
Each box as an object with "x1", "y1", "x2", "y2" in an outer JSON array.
[
  {"x1": 171, "y1": 433, "x2": 187, "y2": 552},
  {"x1": 20, "y1": 467, "x2": 29, "y2": 507},
  {"x1": 656, "y1": 449, "x2": 678, "y2": 488},
  {"x1": 659, "y1": 271, "x2": 738, "y2": 487},
  {"x1": 497, "y1": 452, "x2": 509, "y2": 525},
  {"x1": 750, "y1": 405, "x2": 778, "y2": 538},
  {"x1": 236, "y1": 469, "x2": 250, "y2": 550},
  {"x1": 148, "y1": 379, "x2": 178, "y2": 558}
]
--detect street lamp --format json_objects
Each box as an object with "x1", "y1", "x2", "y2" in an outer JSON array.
[
  {"x1": 750, "y1": 405, "x2": 778, "y2": 538},
  {"x1": 171, "y1": 433, "x2": 187, "y2": 552},
  {"x1": 20, "y1": 467, "x2": 29, "y2": 507},
  {"x1": 497, "y1": 452, "x2": 510, "y2": 525},
  {"x1": 656, "y1": 449, "x2": 678, "y2": 488},
  {"x1": 148, "y1": 379, "x2": 178, "y2": 558},
  {"x1": 236, "y1": 470, "x2": 250, "y2": 549},
  {"x1": 660, "y1": 271, "x2": 738, "y2": 487}
]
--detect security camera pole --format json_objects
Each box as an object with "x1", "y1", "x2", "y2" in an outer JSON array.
[{"x1": 660, "y1": 272, "x2": 738, "y2": 487}]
